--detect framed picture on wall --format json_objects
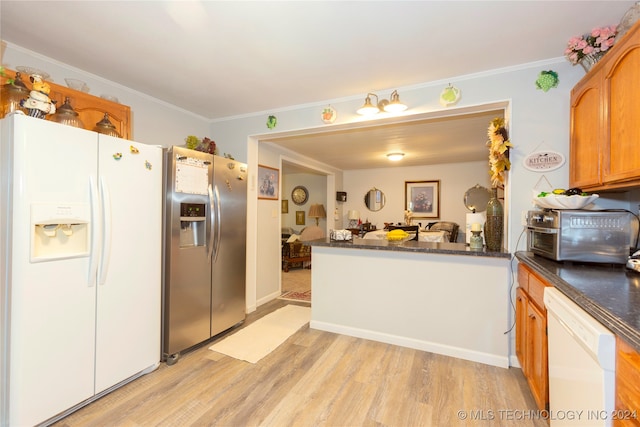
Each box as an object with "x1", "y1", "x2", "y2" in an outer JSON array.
[
  {"x1": 281, "y1": 199, "x2": 289, "y2": 213},
  {"x1": 257, "y1": 164, "x2": 279, "y2": 200},
  {"x1": 405, "y1": 180, "x2": 440, "y2": 219},
  {"x1": 296, "y1": 211, "x2": 305, "y2": 225}
]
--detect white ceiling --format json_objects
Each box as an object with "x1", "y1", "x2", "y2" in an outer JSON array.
[
  {"x1": 271, "y1": 107, "x2": 504, "y2": 171},
  {"x1": 0, "y1": 1, "x2": 633, "y2": 171}
]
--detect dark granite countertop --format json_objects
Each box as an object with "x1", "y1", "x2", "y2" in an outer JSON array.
[
  {"x1": 516, "y1": 251, "x2": 640, "y2": 352},
  {"x1": 306, "y1": 238, "x2": 511, "y2": 259}
]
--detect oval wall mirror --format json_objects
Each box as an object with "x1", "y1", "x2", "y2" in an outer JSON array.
[
  {"x1": 464, "y1": 184, "x2": 491, "y2": 213},
  {"x1": 364, "y1": 188, "x2": 386, "y2": 211}
]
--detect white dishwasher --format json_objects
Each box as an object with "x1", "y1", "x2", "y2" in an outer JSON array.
[{"x1": 544, "y1": 287, "x2": 616, "y2": 427}]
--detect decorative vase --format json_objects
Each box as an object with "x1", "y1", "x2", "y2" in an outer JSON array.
[
  {"x1": 579, "y1": 52, "x2": 605, "y2": 73},
  {"x1": 616, "y1": 1, "x2": 640, "y2": 43},
  {"x1": 484, "y1": 187, "x2": 503, "y2": 251}
]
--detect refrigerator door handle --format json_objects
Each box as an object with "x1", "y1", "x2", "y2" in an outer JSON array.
[
  {"x1": 98, "y1": 176, "x2": 112, "y2": 285},
  {"x1": 88, "y1": 176, "x2": 101, "y2": 286},
  {"x1": 207, "y1": 184, "x2": 215, "y2": 262},
  {"x1": 213, "y1": 184, "x2": 222, "y2": 263}
]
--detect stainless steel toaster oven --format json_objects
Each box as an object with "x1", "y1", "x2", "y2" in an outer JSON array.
[{"x1": 526, "y1": 209, "x2": 633, "y2": 264}]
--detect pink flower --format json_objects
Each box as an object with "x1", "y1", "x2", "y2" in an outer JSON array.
[{"x1": 565, "y1": 25, "x2": 618, "y2": 65}]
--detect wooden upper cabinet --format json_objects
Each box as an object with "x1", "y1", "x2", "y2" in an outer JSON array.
[
  {"x1": 570, "y1": 20, "x2": 640, "y2": 191},
  {"x1": 570, "y1": 70, "x2": 603, "y2": 188},
  {"x1": 603, "y1": 35, "x2": 640, "y2": 184},
  {"x1": 1, "y1": 68, "x2": 131, "y2": 140}
]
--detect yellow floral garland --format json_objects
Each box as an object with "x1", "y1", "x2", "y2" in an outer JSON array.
[{"x1": 487, "y1": 117, "x2": 513, "y2": 187}]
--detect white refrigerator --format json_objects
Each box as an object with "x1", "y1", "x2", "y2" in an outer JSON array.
[{"x1": 0, "y1": 114, "x2": 163, "y2": 426}]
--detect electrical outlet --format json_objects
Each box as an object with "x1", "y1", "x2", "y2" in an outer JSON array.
[{"x1": 521, "y1": 210, "x2": 528, "y2": 226}]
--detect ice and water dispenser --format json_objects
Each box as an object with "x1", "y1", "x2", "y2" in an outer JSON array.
[
  {"x1": 30, "y1": 203, "x2": 90, "y2": 262},
  {"x1": 179, "y1": 202, "x2": 206, "y2": 247}
]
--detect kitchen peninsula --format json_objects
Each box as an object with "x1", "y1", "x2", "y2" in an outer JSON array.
[{"x1": 306, "y1": 238, "x2": 511, "y2": 368}]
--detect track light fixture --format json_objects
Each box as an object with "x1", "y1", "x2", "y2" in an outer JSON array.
[{"x1": 357, "y1": 90, "x2": 408, "y2": 115}]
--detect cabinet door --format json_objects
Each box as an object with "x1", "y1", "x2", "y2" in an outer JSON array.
[
  {"x1": 615, "y1": 337, "x2": 640, "y2": 427},
  {"x1": 603, "y1": 41, "x2": 640, "y2": 185},
  {"x1": 57, "y1": 93, "x2": 131, "y2": 140},
  {"x1": 526, "y1": 301, "x2": 549, "y2": 411},
  {"x1": 570, "y1": 70, "x2": 603, "y2": 189},
  {"x1": 0, "y1": 68, "x2": 131, "y2": 140},
  {"x1": 515, "y1": 287, "x2": 528, "y2": 374}
]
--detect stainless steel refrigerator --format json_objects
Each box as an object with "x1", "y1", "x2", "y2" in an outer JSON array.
[{"x1": 162, "y1": 146, "x2": 247, "y2": 363}]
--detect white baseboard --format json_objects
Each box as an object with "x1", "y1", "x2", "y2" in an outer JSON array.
[
  {"x1": 256, "y1": 290, "x2": 281, "y2": 308},
  {"x1": 310, "y1": 320, "x2": 510, "y2": 369},
  {"x1": 509, "y1": 354, "x2": 521, "y2": 368}
]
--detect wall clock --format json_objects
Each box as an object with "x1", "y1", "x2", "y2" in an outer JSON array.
[{"x1": 291, "y1": 185, "x2": 309, "y2": 205}]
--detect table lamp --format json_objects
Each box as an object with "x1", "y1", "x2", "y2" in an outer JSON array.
[{"x1": 348, "y1": 210, "x2": 360, "y2": 228}]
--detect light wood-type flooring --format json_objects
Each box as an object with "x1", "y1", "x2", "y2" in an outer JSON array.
[{"x1": 53, "y1": 293, "x2": 546, "y2": 427}]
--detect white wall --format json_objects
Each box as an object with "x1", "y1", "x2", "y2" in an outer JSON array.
[
  {"x1": 343, "y1": 160, "x2": 491, "y2": 239},
  {"x1": 254, "y1": 143, "x2": 342, "y2": 308},
  {"x1": 211, "y1": 59, "x2": 640, "y2": 313},
  {"x1": 281, "y1": 173, "x2": 327, "y2": 231},
  {"x1": 2, "y1": 43, "x2": 212, "y2": 149},
  {"x1": 6, "y1": 42, "x2": 639, "y2": 314},
  {"x1": 212, "y1": 60, "x2": 581, "y2": 308}
]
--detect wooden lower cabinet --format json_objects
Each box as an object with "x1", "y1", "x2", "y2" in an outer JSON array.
[
  {"x1": 515, "y1": 288, "x2": 528, "y2": 369},
  {"x1": 516, "y1": 263, "x2": 549, "y2": 411},
  {"x1": 615, "y1": 337, "x2": 640, "y2": 426},
  {"x1": 526, "y1": 301, "x2": 548, "y2": 410}
]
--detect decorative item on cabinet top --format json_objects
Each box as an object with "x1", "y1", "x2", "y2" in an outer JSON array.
[
  {"x1": 1, "y1": 69, "x2": 29, "y2": 117},
  {"x1": 0, "y1": 68, "x2": 131, "y2": 139},
  {"x1": 94, "y1": 113, "x2": 120, "y2": 137},
  {"x1": 616, "y1": 1, "x2": 640, "y2": 42},
  {"x1": 564, "y1": 25, "x2": 617, "y2": 72},
  {"x1": 51, "y1": 97, "x2": 85, "y2": 128}
]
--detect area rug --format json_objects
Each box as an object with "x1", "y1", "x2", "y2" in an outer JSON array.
[
  {"x1": 208, "y1": 305, "x2": 311, "y2": 363},
  {"x1": 278, "y1": 290, "x2": 311, "y2": 303}
]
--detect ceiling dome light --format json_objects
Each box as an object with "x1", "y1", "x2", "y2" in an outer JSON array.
[{"x1": 386, "y1": 152, "x2": 405, "y2": 161}]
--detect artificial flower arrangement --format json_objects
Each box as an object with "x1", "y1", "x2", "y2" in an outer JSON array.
[
  {"x1": 183, "y1": 135, "x2": 236, "y2": 159},
  {"x1": 564, "y1": 25, "x2": 617, "y2": 65},
  {"x1": 184, "y1": 135, "x2": 218, "y2": 155},
  {"x1": 487, "y1": 117, "x2": 512, "y2": 187}
]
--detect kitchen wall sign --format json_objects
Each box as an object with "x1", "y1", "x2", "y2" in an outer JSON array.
[{"x1": 523, "y1": 150, "x2": 565, "y2": 172}]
